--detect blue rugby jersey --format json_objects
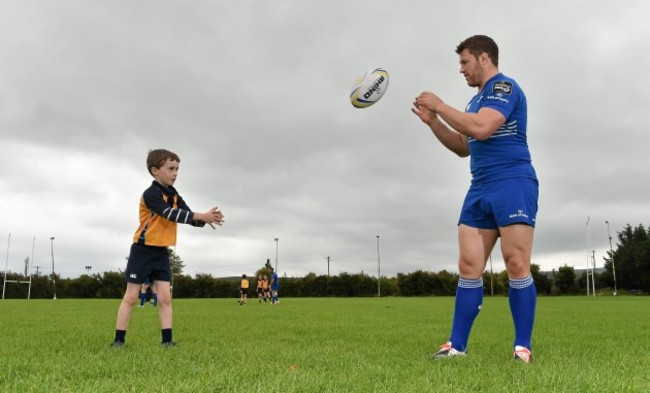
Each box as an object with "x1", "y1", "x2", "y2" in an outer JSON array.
[{"x1": 465, "y1": 73, "x2": 537, "y2": 184}]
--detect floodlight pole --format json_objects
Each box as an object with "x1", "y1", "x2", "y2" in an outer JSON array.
[
  {"x1": 274, "y1": 238, "x2": 279, "y2": 272},
  {"x1": 327, "y1": 256, "x2": 330, "y2": 278},
  {"x1": 586, "y1": 217, "x2": 591, "y2": 296},
  {"x1": 376, "y1": 235, "x2": 381, "y2": 297},
  {"x1": 50, "y1": 237, "x2": 57, "y2": 300},
  {"x1": 605, "y1": 220, "x2": 618, "y2": 296},
  {"x1": 28, "y1": 237, "x2": 34, "y2": 300},
  {"x1": 591, "y1": 250, "x2": 596, "y2": 297}
]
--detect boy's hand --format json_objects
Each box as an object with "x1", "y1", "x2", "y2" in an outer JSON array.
[{"x1": 197, "y1": 207, "x2": 225, "y2": 229}]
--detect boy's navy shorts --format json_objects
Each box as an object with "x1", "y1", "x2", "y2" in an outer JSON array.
[
  {"x1": 125, "y1": 243, "x2": 171, "y2": 284},
  {"x1": 458, "y1": 177, "x2": 538, "y2": 230}
]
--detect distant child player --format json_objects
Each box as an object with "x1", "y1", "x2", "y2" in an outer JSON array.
[
  {"x1": 239, "y1": 274, "x2": 249, "y2": 305},
  {"x1": 256, "y1": 275, "x2": 264, "y2": 303},
  {"x1": 262, "y1": 275, "x2": 270, "y2": 303},
  {"x1": 139, "y1": 279, "x2": 157, "y2": 307},
  {"x1": 111, "y1": 149, "x2": 224, "y2": 348}
]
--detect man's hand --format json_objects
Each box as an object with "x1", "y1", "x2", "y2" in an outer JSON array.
[
  {"x1": 414, "y1": 91, "x2": 444, "y2": 112},
  {"x1": 411, "y1": 101, "x2": 436, "y2": 125},
  {"x1": 411, "y1": 91, "x2": 444, "y2": 125}
]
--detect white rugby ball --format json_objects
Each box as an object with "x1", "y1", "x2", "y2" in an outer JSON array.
[{"x1": 350, "y1": 68, "x2": 389, "y2": 108}]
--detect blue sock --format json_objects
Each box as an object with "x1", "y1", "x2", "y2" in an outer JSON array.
[
  {"x1": 139, "y1": 293, "x2": 146, "y2": 306},
  {"x1": 508, "y1": 275, "x2": 536, "y2": 349},
  {"x1": 449, "y1": 277, "x2": 483, "y2": 352}
]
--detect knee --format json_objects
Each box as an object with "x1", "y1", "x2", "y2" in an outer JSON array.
[
  {"x1": 458, "y1": 257, "x2": 484, "y2": 279},
  {"x1": 122, "y1": 291, "x2": 138, "y2": 306},
  {"x1": 156, "y1": 292, "x2": 172, "y2": 307},
  {"x1": 504, "y1": 256, "x2": 530, "y2": 278}
]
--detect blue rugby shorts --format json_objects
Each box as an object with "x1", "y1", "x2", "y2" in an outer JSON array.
[{"x1": 458, "y1": 177, "x2": 538, "y2": 229}]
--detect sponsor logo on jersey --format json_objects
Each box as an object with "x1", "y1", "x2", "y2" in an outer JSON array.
[
  {"x1": 493, "y1": 81, "x2": 512, "y2": 95},
  {"x1": 486, "y1": 95, "x2": 509, "y2": 103},
  {"x1": 509, "y1": 209, "x2": 529, "y2": 219}
]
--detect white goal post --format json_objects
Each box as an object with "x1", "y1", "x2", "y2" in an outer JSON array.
[{"x1": 2, "y1": 234, "x2": 34, "y2": 300}]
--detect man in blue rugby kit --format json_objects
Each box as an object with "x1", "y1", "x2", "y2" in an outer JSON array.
[
  {"x1": 269, "y1": 267, "x2": 280, "y2": 304},
  {"x1": 412, "y1": 35, "x2": 538, "y2": 363}
]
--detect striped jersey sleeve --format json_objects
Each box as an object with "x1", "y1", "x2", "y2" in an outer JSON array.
[{"x1": 142, "y1": 185, "x2": 195, "y2": 224}]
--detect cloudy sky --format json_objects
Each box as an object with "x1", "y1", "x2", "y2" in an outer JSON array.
[{"x1": 1, "y1": 1, "x2": 648, "y2": 280}]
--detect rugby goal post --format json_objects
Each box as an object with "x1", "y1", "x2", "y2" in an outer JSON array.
[{"x1": 2, "y1": 234, "x2": 34, "y2": 300}]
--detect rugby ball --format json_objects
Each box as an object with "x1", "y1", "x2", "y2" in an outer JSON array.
[{"x1": 350, "y1": 68, "x2": 389, "y2": 108}]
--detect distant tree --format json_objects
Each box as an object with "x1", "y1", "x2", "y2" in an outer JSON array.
[
  {"x1": 397, "y1": 270, "x2": 455, "y2": 296},
  {"x1": 193, "y1": 273, "x2": 217, "y2": 297},
  {"x1": 556, "y1": 265, "x2": 578, "y2": 294},
  {"x1": 483, "y1": 269, "x2": 506, "y2": 296},
  {"x1": 496, "y1": 270, "x2": 509, "y2": 294},
  {"x1": 380, "y1": 276, "x2": 398, "y2": 296},
  {"x1": 64, "y1": 274, "x2": 99, "y2": 298},
  {"x1": 530, "y1": 263, "x2": 551, "y2": 295},
  {"x1": 349, "y1": 272, "x2": 373, "y2": 297},
  {"x1": 97, "y1": 271, "x2": 124, "y2": 298},
  {"x1": 279, "y1": 277, "x2": 301, "y2": 297},
  {"x1": 437, "y1": 270, "x2": 458, "y2": 296},
  {"x1": 168, "y1": 248, "x2": 185, "y2": 276},
  {"x1": 607, "y1": 224, "x2": 650, "y2": 292},
  {"x1": 170, "y1": 274, "x2": 193, "y2": 298}
]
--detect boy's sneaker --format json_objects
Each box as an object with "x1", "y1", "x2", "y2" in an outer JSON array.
[
  {"x1": 513, "y1": 345, "x2": 532, "y2": 363},
  {"x1": 431, "y1": 342, "x2": 466, "y2": 359},
  {"x1": 161, "y1": 341, "x2": 177, "y2": 348},
  {"x1": 110, "y1": 341, "x2": 125, "y2": 348}
]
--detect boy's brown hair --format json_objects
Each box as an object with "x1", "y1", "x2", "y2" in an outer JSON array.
[{"x1": 146, "y1": 149, "x2": 180, "y2": 176}]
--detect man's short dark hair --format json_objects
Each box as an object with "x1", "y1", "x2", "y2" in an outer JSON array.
[{"x1": 456, "y1": 35, "x2": 499, "y2": 67}]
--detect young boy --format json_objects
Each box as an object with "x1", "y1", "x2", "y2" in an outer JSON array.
[
  {"x1": 256, "y1": 275, "x2": 264, "y2": 303},
  {"x1": 111, "y1": 149, "x2": 224, "y2": 348},
  {"x1": 262, "y1": 275, "x2": 270, "y2": 303},
  {"x1": 239, "y1": 274, "x2": 249, "y2": 305}
]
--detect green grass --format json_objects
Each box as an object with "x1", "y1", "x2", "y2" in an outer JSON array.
[{"x1": 1, "y1": 296, "x2": 649, "y2": 392}]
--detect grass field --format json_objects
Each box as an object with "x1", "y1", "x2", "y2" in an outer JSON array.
[{"x1": 1, "y1": 296, "x2": 649, "y2": 393}]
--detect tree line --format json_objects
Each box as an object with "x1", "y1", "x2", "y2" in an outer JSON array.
[{"x1": 2, "y1": 224, "x2": 648, "y2": 299}]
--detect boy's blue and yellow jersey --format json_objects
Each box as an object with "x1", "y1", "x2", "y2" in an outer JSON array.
[
  {"x1": 132, "y1": 181, "x2": 204, "y2": 247},
  {"x1": 465, "y1": 73, "x2": 537, "y2": 185},
  {"x1": 241, "y1": 279, "x2": 249, "y2": 289}
]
